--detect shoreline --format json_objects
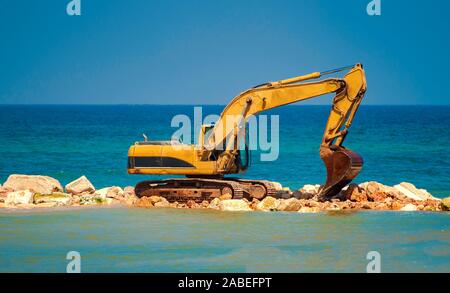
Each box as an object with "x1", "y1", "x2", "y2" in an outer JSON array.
[{"x1": 1, "y1": 174, "x2": 449, "y2": 213}]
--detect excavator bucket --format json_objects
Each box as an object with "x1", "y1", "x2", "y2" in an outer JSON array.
[{"x1": 318, "y1": 145, "x2": 363, "y2": 201}]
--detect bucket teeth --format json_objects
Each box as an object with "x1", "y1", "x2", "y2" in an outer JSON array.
[{"x1": 318, "y1": 145, "x2": 363, "y2": 201}]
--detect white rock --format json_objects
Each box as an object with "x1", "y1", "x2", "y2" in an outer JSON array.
[
  {"x1": 208, "y1": 198, "x2": 221, "y2": 210},
  {"x1": 219, "y1": 199, "x2": 251, "y2": 212},
  {"x1": 301, "y1": 184, "x2": 321, "y2": 194},
  {"x1": 393, "y1": 182, "x2": 436, "y2": 201},
  {"x1": 271, "y1": 182, "x2": 283, "y2": 190},
  {"x1": 255, "y1": 196, "x2": 280, "y2": 211},
  {"x1": 95, "y1": 186, "x2": 124, "y2": 200},
  {"x1": 5, "y1": 190, "x2": 34, "y2": 205},
  {"x1": 400, "y1": 203, "x2": 418, "y2": 211},
  {"x1": 278, "y1": 198, "x2": 302, "y2": 212},
  {"x1": 65, "y1": 176, "x2": 95, "y2": 195},
  {"x1": 94, "y1": 187, "x2": 109, "y2": 199},
  {"x1": 3, "y1": 174, "x2": 63, "y2": 194}
]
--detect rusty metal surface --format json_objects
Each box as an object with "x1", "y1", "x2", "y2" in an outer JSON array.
[{"x1": 318, "y1": 145, "x2": 363, "y2": 201}]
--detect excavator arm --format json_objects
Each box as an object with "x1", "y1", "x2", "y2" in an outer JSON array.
[{"x1": 205, "y1": 64, "x2": 367, "y2": 200}]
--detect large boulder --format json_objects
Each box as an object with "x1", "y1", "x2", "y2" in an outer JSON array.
[
  {"x1": 255, "y1": 196, "x2": 280, "y2": 211},
  {"x1": 3, "y1": 174, "x2": 63, "y2": 195},
  {"x1": 219, "y1": 199, "x2": 251, "y2": 211},
  {"x1": 123, "y1": 186, "x2": 138, "y2": 205},
  {"x1": 344, "y1": 184, "x2": 368, "y2": 202},
  {"x1": 277, "y1": 198, "x2": 302, "y2": 211},
  {"x1": 65, "y1": 176, "x2": 95, "y2": 195},
  {"x1": 34, "y1": 192, "x2": 72, "y2": 206},
  {"x1": 393, "y1": 182, "x2": 437, "y2": 201},
  {"x1": 5, "y1": 190, "x2": 34, "y2": 205},
  {"x1": 208, "y1": 198, "x2": 221, "y2": 210}
]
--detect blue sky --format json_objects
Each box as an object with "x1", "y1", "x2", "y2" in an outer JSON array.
[{"x1": 0, "y1": 0, "x2": 449, "y2": 105}]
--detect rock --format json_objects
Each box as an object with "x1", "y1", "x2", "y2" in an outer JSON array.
[
  {"x1": 71, "y1": 195, "x2": 81, "y2": 205},
  {"x1": 106, "y1": 186, "x2": 124, "y2": 199},
  {"x1": 186, "y1": 200, "x2": 197, "y2": 208},
  {"x1": 298, "y1": 206, "x2": 321, "y2": 213},
  {"x1": 344, "y1": 184, "x2": 367, "y2": 202},
  {"x1": 368, "y1": 191, "x2": 390, "y2": 202},
  {"x1": 34, "y1": 192, "x2": 72, "y2": 205},
  {"x1": 277, "y1": 198, "x2": 302, "y2": 212},
  {"x1": 123, "y1": 186, "x2": 138, "y2": 205},
  {"x1": 400, "y1": 203, "x2": 417, "y2": 211},
  {"x1": 279, "y1": 190, "x2": 293, "y2": 199},
  {"x1": 5, "y1": 190, "x2": 34, "y2": 205},
  {"x1": 298, "y1": 184, "x2": 321, "y2": 199},
  {"x1": 292, "y1": 190, "x2": 314, "y2": 200},
  {"x1": 0, "y1": 185, "x2": 11, "y2": 202},
  {"x1": 219, "y1": 199, "x2": 251, "y2": 212},
  {"x1": 124, "y1": 186, "x2": 135, "y2": 197},
  {"x1": 325, "y1": 203, "x2": 341, "y2": 211},
  {"x1": 393, "y1": 182, "x2": 436, "y2": 201},
  {"x1": 255, "y1": 196, "x2": 280, "y2": 211},
  {"x1": 65, "y1": 176, "x2": 95, "y2": 195},
  {"x1": 201, "y1": 200, "x2": 209, "y2": 208},
  {"x1": 94, "y1": 187, "x2": 109, "y2": 199},
  {"x1": 35, "y1": 202, "x2": 58, "y2": 208},
  {"x1": 208, "y1": 198, "x2": 221, "y2": 210},
  {"x1": 79, "y1": 194, "x2": 105, "y2": 205},
  {"x1": 442, "y1": 197, "x2": 450, "y2": 211},
  {"x1": 390, "y1": 201, "x2": 404, "y2": 211},
  {"x1": 94, "y1": 186, "x2": 124, "y2": 200},
  {"x1": 134, "y1": 196, "x2": 154, "y2": 208},
  {"x1": 154, "y1": 197, "x2": 170, "y2": 208},
  {"x1": 219, "y1": 193, "x2": 232, "y2": 200},
  {"x1": 3, "y1": 174, "x2": 63, "y2": 194}
]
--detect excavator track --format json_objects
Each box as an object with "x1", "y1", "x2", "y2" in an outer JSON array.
[{"x1": 134, "y1": 178, "x2": 282, "y2": 203}]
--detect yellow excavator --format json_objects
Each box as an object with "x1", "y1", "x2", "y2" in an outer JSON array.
[{"x1": 128, "y1": 64, "x2": 367, "y2": 202}]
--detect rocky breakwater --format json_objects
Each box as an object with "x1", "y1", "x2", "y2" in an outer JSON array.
[
  {"x1": 0, "y1": 174, "x2": 138, "y2": 209},
  {"x1": 134, "y1": 181, "x2": 450, "y2": 213},
  {"x1": 1, "y1": 174, "x2": 449, "y2": 213}
]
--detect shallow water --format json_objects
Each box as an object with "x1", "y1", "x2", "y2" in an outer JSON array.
[
  {"x1": 0, "y1": 105, "x2": 449, "y2": 196},
  {"x1": 0, "y1": 105, "x2": 449, "y2": 272},
  {"x1": 0, "y1": 207, "x2": 448, "y2": 272}
]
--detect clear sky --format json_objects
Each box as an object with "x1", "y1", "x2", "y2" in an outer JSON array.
[{"x1": 0, "y1": 0, "x2": 449, "y2": 105}]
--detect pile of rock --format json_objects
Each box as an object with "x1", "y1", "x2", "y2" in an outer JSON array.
[
  {"x1": 1, "y1": 174, "x2": 449, "y2": 213},
  {"x1": 134, "y1": 181, "x2": 450, "y2": 213},
  {"x1": 0, "y1": 174, "x2": 138, "y2": 209}
]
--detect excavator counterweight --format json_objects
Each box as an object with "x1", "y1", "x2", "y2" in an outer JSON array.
[{"x1": 128, "y1": 64, "x2": 367, "y2": 202}]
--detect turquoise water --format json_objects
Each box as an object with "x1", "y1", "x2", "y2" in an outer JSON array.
[
  {"x1": 0, "y1": 207, "x2": 448, "y2": 273},
  {"x1": 0, "y1": 105, "x2": 449, "y2": 272},
  {"x1": 0, "y1": 105, "x2": 449, "y2": 196}
]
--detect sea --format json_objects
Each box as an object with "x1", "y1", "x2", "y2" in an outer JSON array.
[{"x1": 0, "y1": 105, "x2": 449, "y2": 272}]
